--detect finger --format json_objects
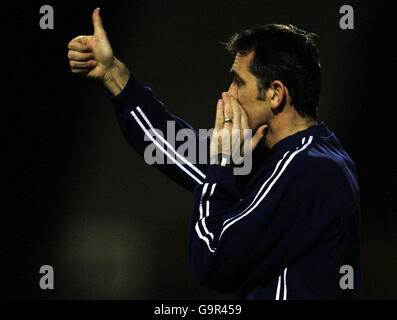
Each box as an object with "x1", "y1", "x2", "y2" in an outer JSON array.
[
  {"x1": 68, "y1": 50, "x2": 95, "y2": 62},
  {"x1": 214, "y1": 99, "x2": 224, "y2": 131},
  {"x1": 240, "y1": 106, "x2": 250, "y2": 130},
  {"x1": 70, "y1": 60, "x2": 97, "y2": 69},
  {"x1": 222, "y1": 92, "x2": 233, "y2": 127},
  {"x1": 71, "y1": 68, "x2": 92, "y2": 75},
  {"x1": 92, "y1": 8, "x2": 107, "y2": 38},
  {"x1": 229, "y1": 95, "x2": 241, "y2": 130},
  {"x1": 68, "y1": 37, "x2": 92, "y2": 52},
  {"x1": 228, "y1": 84, "x2": 238, "y2": 100},
  {"x1": 252, "y1": 124, "x2": 269, "y2": 150}
]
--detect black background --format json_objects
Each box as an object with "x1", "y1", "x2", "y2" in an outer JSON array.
[{"x1": 3, "y1": 0, "x2": 396, "y2": 299}]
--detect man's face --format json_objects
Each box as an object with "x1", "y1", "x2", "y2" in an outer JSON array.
[{"x1": 227, "y1": 51, "x2": 270, "y2": 132}]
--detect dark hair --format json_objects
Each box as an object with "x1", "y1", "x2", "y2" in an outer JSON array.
[{"x1": 225, "y1": 24, "x2": 321, "y2": 120}]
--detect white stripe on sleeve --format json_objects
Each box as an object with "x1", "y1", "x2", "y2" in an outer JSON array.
[
  {"x1": 130, "y1": 110, "x2": 203, "y2": 185},
  {"x1": 219, "y1": 136, "x2": 313, "y2": 240},
  {"x1": 275, "y1": 274, "x2": 281, "y2": 300},
  {"x1": 136, "y1": 106, "x2": 206, "y2": 179},
  {"x1": 283, "y1": 267, "x2": 288, "y2": 300}
]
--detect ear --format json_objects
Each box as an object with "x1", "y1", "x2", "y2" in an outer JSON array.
[{"x1": 268, "y1": 80, "x2": 287, "y2": 111}]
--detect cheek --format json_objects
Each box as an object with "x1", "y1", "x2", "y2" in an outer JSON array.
[
  {"x1": 239, "y1": 91, "x2": 256, "y2": 114},
  {"x1": 237, "y1": 91, "x2": 248, "y2": 107},
  {"x1": 238, "y1": 93, "x2": 253, "y2": 118}
]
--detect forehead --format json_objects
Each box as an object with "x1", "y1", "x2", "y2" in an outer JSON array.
[{"x1": 231, "y1": 51, "x2": 254, "y2": 73}]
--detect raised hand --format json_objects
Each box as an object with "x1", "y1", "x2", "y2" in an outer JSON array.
[
  {"x1": 67, "y1": 8, "x2": 115, "y2": 81},
  {"x1": 210, "y1": 92, "x2": 268, "y2": 165}
]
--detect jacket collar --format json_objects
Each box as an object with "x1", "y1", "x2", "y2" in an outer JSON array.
[{"x1": 269, "y1": 121, "x2": 334, "y2": 155}]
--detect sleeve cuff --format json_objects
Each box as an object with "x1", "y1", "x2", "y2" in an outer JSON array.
[
  {"x1": 205, "y1": 164, "x2": 236, "y2": 185},
  {"x1": 106, "y1": 73, "x2": 153, "y2": 109}
]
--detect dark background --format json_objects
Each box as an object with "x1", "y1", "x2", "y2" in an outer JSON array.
[{"x1": 3, "y1": 0, "x2": 395, "y2": 299}]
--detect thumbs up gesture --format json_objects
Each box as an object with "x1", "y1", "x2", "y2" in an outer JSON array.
[{"x1": 68, "y1": 8, "x2": 114, "y2": 81}]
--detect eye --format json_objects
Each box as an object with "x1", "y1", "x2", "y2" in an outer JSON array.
[
  {"x1": 237, "y1": 80, "x2": 245, "y2": 88},
  {"x1": 234, "y1": 77, "x2": 242, "y2": 86},
  {"x1": 229, "y1": 72, "x2": 244, "y2": 87}
]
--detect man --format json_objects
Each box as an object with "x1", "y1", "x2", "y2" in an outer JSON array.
[{"x1": 68, "y1": 8, "x2": 362, "y2": 299}]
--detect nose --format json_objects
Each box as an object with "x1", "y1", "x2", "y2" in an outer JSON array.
[{"x1": 228, "y1": 82, "x2": 238, "y2": 99}]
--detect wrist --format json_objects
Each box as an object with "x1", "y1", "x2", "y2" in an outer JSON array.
[
  {"x1": 210, "y1": 153, "x2": 233, "y2": 167},
  {"x1": 103, "y1": 57, "x2": 130, "y2": 96}
]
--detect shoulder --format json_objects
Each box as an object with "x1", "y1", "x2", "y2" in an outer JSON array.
[{"x1": 287, "y1": 144, "x2": 348, "y2": 186}]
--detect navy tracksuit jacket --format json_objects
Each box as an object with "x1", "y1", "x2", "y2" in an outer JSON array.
[{"x1": 108, "y1": 73, "x2": 362, "y2": 300}]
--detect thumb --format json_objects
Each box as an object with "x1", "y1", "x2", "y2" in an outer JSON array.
[
  {"x1": 92, "y1": 7, "x2": 106, "y2": 37},
  {"x1": 252, "y1": 124, "x2": 268, "y2": 150}
]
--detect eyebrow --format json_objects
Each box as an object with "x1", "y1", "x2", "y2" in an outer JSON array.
[{"x1": 230, "y1": 70, "x2": 246, "y2": 84}]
